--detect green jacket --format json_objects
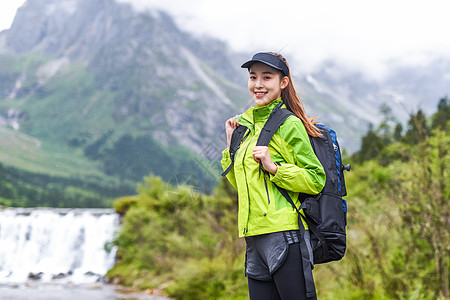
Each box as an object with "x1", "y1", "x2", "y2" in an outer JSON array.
[{"x1": 221, "y1": 98, "x2": 326, "y2": 238}]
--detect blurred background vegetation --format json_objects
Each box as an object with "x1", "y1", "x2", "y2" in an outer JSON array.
[{"x1": 106, "y1": 98, "x2": 449, "y2": 299}]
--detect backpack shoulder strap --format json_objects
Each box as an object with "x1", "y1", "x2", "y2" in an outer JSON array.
[
  {"x1": 222, "y1": 102, "x2": 293, "y2": 177},
  {"x1": 256, "y1": 103, "x2": 294, "y2": 147},
  {"x1": 221, "y1": 125, "x2": 248, "y2": 177}
]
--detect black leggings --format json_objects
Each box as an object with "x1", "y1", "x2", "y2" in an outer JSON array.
[{"x1": 248, "y1": 243, "x2": 311, "y2": 300}]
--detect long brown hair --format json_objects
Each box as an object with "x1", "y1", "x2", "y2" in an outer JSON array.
[{"x1": 268, "y1": 52, "x2": 321, "y2": 137}]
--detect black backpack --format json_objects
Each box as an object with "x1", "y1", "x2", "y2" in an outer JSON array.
[{"x1": 222, "y1": 102, "x2": 350, "y2": 264}]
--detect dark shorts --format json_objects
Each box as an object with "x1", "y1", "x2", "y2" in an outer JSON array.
[{"x1": 245, "y1": 230, "x2": 313, "y2": 281}]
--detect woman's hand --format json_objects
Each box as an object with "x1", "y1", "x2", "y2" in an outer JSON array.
[
  {"x1": 225, "y1": 115, "x2": 241, "y2": 149},
  {"x1": 253, "y1": 146, "x2": 278, "y2": 174}
]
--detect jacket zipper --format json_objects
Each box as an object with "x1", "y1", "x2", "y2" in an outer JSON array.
[
  {"x1": 259, "y1": 164, "x2": 271, "y2": 205},
  {"x1": 264, "y1": 174, "x2": 270, "y2": 205}
]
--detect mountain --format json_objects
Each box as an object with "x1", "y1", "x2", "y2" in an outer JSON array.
[
  {"x1": 0, "y1": 0, "x2": 250, "y2": 205},
  {"x1": 0, "y1": 0, "x2": 247, "y2": 153},
  {"x1": 0, "y1": 0, "x2": 448, "y2": 206}
]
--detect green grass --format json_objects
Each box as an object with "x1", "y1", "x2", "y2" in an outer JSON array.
[
  {"x1": 0, "y1": 126, "x2": 105, "y2": 178},
  {"x1": 0, "y1": 127, "x2": 136, "y2": 208}
]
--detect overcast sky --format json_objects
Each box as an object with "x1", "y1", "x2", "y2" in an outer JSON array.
[{"x1": 2, "y1": 0, "x2": 450, "y2": 78}]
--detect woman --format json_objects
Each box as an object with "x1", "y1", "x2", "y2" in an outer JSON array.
[{"x1": 221, "y1": 52, "x2": 326, "y2": 300}]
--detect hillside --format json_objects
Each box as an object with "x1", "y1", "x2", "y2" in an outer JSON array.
[
  {"x1": 0, "y1": 0, "x2": 247, "y2": 152},
  {"x1": 0, "y1": 0, "x2": 249, "y2": 204}
]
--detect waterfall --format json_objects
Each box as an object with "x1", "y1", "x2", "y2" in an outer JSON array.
[{"x1": 0, "y1": 208, "x2": 119, "y2": 284}]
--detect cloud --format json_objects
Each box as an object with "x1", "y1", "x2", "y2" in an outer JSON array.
[
  {"x1": 3, "y1": 0, "x2": 450, "y2": 78},
  {"x1": 0, "y1": 0, "x2": 26, "y2": 31},
  {"x1": 119, "y1": 0, "x2": 450, "y2": 77}
]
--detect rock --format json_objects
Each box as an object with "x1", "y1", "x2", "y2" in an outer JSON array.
[
  {"x1": 28, "y1": 272, "x2": 43, "y2": 280},
  {"x1": 51, "y1": 272, "x2": 67, "y2": 279},
  {"x1": 84, "y1": 271, "x2": 97, "y2": 276}
]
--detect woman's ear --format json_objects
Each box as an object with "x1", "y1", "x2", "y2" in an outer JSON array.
[{"x1": 281, "y1": 76, "x2": 289, "y2": 89}]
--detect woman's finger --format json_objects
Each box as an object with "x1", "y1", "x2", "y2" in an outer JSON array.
[
  {"x1": 226, "y1": 114, "x2": 241, "y2": 129},
  {"x1": 253, "y1": 146, "x2": 270, "y2": 164}
]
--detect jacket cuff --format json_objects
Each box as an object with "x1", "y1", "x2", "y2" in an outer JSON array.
[{"x1": 270, "y1": 164, "x2": 286, "y2": 185}]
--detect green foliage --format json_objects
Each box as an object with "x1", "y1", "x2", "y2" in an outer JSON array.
[
  {"x1": 113, "y1": 195, "x2": 140, "y2": 215},
  {"x1": 107, "y1": 176, "x2": 247, "y2": 299},
  {"x1": 352, "y1": 125, "x2": 386, "y2": 164},
  {"x1": 0, "y1": 162, "x2": 134, "y2": 207},
  {"x1": 85, "y1": 133, "x2": 218, "y2": 191},
  {"x1": 403, "y1": 109, "x2": 430, "y2": 145},
  {"x1": 352, "y1": 99, "x2": 448, "y2": 164},
  {"x1": 390, "y1": 130, "x2": 449, "y2": 297},
  {"x1": 330, "y1": 99, "x2": 450, "y2": 299},
  {"x1": 0, "y1": 126, "x2": 139, "y2": 208},
  {"x1": 431, "y1": 97, "x2": 449, "y2": 131},
  {"x1": 315, "y1": 128, "x2": 449, "y2": 298}
]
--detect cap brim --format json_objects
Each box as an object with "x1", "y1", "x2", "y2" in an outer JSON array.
[
  {"x1": 240, "y1": 52, "x2": 289, "y2": 76},
  {"x1": 241, "y1": 59, "x2": 283, "y2": 72}
]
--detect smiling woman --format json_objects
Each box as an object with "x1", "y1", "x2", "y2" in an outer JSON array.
[{"x1": 221, "y1": 52, "x2": 326, "y2": 300}]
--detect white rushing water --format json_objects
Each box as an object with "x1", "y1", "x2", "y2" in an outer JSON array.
[{"x1": 0, "y1": 208, "x2": 119, "y2": 284}]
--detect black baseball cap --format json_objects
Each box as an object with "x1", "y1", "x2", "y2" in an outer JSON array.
[{"x1": 241, "y1": 52, "x2": 289, "y2": 77}]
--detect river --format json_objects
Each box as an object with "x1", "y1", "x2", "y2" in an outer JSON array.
[
  {"x1": 0, "y1": 282, "x2": 170, "y2": 300},
  {"x1": 0, "y1": 208, "x2": 171, "y2": 300}
]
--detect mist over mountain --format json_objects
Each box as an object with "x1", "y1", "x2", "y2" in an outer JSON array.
[
  {"x1": 302, "y1": 57, "x2": 450, "y2": 120},
  {"x1": 0, "y1": 0, "x2": 448, "y2": 194},
  {"x1": 0, "y1": 0, "x2": 250, "y2": 153}
]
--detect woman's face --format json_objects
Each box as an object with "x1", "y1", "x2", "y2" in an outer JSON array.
[{"x1": 248, "y1": 62, "x2": 288, "y2": 107}]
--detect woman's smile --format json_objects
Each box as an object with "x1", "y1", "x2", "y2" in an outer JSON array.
[{"x1": 254, "y1": 91, "x2": 268, "y2": 98}]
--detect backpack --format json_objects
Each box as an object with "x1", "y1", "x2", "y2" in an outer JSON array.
[{"x1": 222, "y1": 102, "x2": 350, "y2": 264}]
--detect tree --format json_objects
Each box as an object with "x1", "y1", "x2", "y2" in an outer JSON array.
[
  {"x1": 378, "y1": 103, "x2": 397, "y2": 144},
  {"x1": 389, "y1": 131, "x2": 449, "y2": 298},
  {"x1": 353, "y1": 124, "x2": 385, "y2": 163},
  {"x1": 393, "y1": 123, "x2": 403, "y2": 142},
  {"x1": 403, "y1": 109, "x2": 429, "y2": 145},
  {"x1": 431, "y1": 96, "x2": 449, "y2": 131}
]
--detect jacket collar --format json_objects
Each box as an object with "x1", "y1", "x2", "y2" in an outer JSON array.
[{"x1": 240, "y1": 98, "x2": 284, "y2": 124}]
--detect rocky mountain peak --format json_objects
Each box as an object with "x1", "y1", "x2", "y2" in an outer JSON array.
[{"x1": 0, "y1": 0, "x2": 253, "y2": 162}]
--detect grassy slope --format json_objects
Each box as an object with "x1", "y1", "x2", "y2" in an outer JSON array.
[
  {"x1": 0, "y1": 127, "x2": 104, "y2": 178},
  {"x1": 0, "y1": 126, "x2": 137, "y2": 208}
]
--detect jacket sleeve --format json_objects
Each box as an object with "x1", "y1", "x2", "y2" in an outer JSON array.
[
  {"x1": 270, "y1": 117, "x2": 326, "y2": 195},
  {"x1": 221, "y1": 148, "x2": 237, "y2": 190}
]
